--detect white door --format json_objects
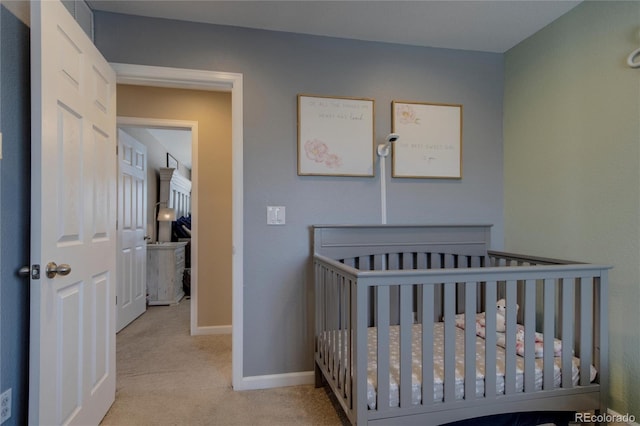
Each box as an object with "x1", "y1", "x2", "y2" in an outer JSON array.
[
  {"x1": 30, "y1": 1, "x2": 116, "y2": 424},
  {"x1": 117, "y1": 129, "x2": 148, "y2": 332}
]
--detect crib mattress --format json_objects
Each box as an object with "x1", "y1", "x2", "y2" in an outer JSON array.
[{"x1": 321, "y1": 323, "x2": 597, "y2": 410}]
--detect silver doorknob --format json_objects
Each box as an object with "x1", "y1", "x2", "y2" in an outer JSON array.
[
  {"x1": 46, "y1": 262, "x2": 72, "y2": 279},
  {"x1": 18, "y1": 266, "x2": 30, "y2": 278}
]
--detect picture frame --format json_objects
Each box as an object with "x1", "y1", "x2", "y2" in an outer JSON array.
[
  {"x1": 166, "y1": 153, "x2": 178, "y2": 169},
  {"x1": 392, "y1": 101, "x2": 463, "y2": 179},
  {"x1": 297, "y1": 94, "x2": 375, "y2": 177}
]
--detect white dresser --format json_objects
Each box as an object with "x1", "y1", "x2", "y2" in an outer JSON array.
[{"x1": 146, "y1": 241, "x2": 188, "y2": 305}]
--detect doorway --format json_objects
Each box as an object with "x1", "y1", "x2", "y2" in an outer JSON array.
[
  {"x1": 112, "y1": 63, "x2": 245, "y2": 389},
  {"x1": 117, "y1": 119, "x2": 195, "y2": 333}
]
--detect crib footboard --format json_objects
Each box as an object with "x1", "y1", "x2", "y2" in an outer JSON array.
[
  {"x1": 314, "y1": 257, "x2": 361, "y2": 423},
  {"x1": 314, "y1": 251, "x2": 610, "y2": 425}
]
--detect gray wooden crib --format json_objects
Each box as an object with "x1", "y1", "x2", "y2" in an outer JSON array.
[{"x1": 313, "y1": 225, "x2": 610, "y2": 425}]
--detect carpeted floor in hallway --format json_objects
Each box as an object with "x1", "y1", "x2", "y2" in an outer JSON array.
[{"x1": 101, "y1": 299, "x2": 346, "y2": 425}]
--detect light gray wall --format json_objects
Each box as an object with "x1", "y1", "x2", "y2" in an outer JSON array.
[
  {"x1": 0, "y1": 2, "x2": 30, "y2": 424},
  {"x1": 504, "y1": 1, "x2": 640, "y2": 417},
  {"x1": 94, "y1": 12, "x2": 505, "y2": 376}
]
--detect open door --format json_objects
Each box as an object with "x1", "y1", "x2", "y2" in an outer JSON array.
[
  {"x1": 30, "y1": 1, "x2": 116, "y2": 424},
  {"x1": 117, "y1": 129, "x2": 148, "y2": 332}
]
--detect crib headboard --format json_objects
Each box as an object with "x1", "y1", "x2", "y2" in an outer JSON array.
[
  {"x1": 313, "y1": 224, "x2": 492, "y2": 260},
  {"x1": 159, "y1": 167, "x2": 192, "y2": 218}
]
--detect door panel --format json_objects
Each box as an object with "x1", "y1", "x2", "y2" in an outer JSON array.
[
  {"x1": 30, "y1": 1, "x2": 116, "y2": 424},
  {"x1": 117, "y1": 129, "x2": 148, "y2": 332}
]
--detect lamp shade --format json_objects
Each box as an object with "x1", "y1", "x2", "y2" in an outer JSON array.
[{"x1": 157, "y1": 207, "x2": 176, "y2": 222}]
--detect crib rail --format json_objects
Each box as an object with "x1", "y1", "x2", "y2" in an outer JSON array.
[
  {"x1": 489, "y1": 250, "x2": 583, "y2": 266},
  {"x1": 314, "y1": 251, "x2": 609, "y2": 425}
]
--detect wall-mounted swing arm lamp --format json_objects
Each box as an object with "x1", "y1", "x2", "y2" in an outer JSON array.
[{"x1": 378, "y1": 133, "x2": 400, "y2": 225}]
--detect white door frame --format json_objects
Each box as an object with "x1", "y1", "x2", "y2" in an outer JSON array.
[{"x1": 111, "y1": 63, "x2": 244, "y2": 389}]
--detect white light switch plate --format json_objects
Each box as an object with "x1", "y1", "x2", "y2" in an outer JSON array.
[{"x1": 267, "y1": 206, "x2": 286, "y2": 225}]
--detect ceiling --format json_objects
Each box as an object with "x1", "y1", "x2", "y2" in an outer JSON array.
[
  {"x1": 147, "y1": 128, "x2": 193, "y2": 169},
  {"x1": 88, "y1": 0, "x2": 581, "y2": 53},
  {"x1": 103, "y1": 1, "x2": 581, "y2": 166},
  {"x1": 121, "y1": 126, "x2": 193, "y2": 169}
]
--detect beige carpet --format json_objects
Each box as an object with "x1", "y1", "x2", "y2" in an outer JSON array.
[{"x1": 101, "y1": 299, "x2": 346, "y2": 425}]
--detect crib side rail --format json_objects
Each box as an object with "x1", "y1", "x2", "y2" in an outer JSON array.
[
  {"x1": 314, "y1": 252, "x2": 610, "y2": 425},
  {"x1": 314, "y1": 255, "x2": 363, "y2": 424},
  {"x1": 489, "y1": 250, "x2": 584, "y2": 266}
]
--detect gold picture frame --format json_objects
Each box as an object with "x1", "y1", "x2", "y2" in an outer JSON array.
[
  {"x1": 297, "y1": 94, "x2": 375, "y2": 177},
  {"x1": 392, "y1": 101, "x2": 463, "y2": 179}
]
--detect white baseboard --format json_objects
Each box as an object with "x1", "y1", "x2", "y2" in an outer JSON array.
[
  {"x1": 608, "y1": 409, "x2": 639, "y2": 426},
  {"x1": 191, "y1": 324, "x2": 232, "y2": 335},
  {"x1": 234, "y1": 371, "x2": 314, "y2": 391}
]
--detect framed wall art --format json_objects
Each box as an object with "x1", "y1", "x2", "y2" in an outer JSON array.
[
  {"x1": 297, "y1": 94, "x2": 375, "y2": 177},
  {"x1": 392, "y1": 101, "x2": 462, "y2": 179},
  {"x1": 167, "y1": 153, "x2": 178, "y2": 169}
]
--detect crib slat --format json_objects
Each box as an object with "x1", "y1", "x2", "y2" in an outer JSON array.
[
  {"x1": 322, "y1": 267, "x2": 328, "y2": 360},
  {"x1": 484, "y1": 281, "x2": 497, "y2": 398},
  {"x1": 342, "y1": 278, "x2": 350, "y2": 407},
  {"x1": 580, "y1": 276, "x2": 593, "y2": 386},
  {"x1": 561, "y1": 278, "x2": 575, "y2": 388},
  {"x1": 422, "y1": 284, "x2": 434, "y2": 406},
  {"x1": 328, "y1": 271, "x2": 335, "y2": 377},
  {"x1": 543, "y1": 278, "x2": 555, "y2": 390},
  {"x1": 372, "y1": 255, "x2": 384, "y2": 327},
  {"x1": 360, "y1": 256, "x2": 375, "y2": 326},
  {"x1": 523, "y1": 280, "x2": 536, "y2": 393},
  {"x1": 389, "y1": 254, "x2": 400, "y2": 325},
  {"x1": 402, "y1": 252, "x2": 414, "y2": 270},
  {"x1": 340, "y1": 278, "x2": 349, "y2": 398},
  {"x1": 315, "y1": 264, "x2": 323, "y2": 361},
  {"x1": 464, "y1": 281, "x2": 477, "y2": 401},
  {"x1": 337, "y1": 276, "x2": 345, "y2": 385},
  {"x1": 470, "y1": 256, "x2": 483, "y2": 313},
  {"x1": 323, "y1": 267, "x2": 330, "y2": 369},
  {"x1": 416, "y1": 254, "x2": 428, "y2": 324},
  {"x1": 444, "y1": 254, "x2": 455, "y2": 269},
  {"x1": 400, "y1": 285, "x2": 413, "y2": 407},
  {"x1": 354, "y1": 274, "x2": 369, "y2": 424},
  {"x1": 376, "y1": 286, "x2": 390, "y2": 412},
  {"x1": 443, "y1": 282, "x2": 456, "y2": 402},
  {"x1": 403, "y1": 253, "x2": 418, "y2": 322},
  {"x1": 335, "y1": 275, "x2": 343, "y2": 378},
  {"x1": 324, "y1": 269, "x2": 330, "y2": 369},
  {"x1": 597, "y1": 272, "x2": 609, "y2": 413},
  {"x1": 504, "y1": 280, "x2": 517, "y2": 395},
  {"x1": 431, "y1": 254, "x2": 443, "y2": 320},
  {"x1": 457, "y1": 258, "x2": 468, "y2": 315}
]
